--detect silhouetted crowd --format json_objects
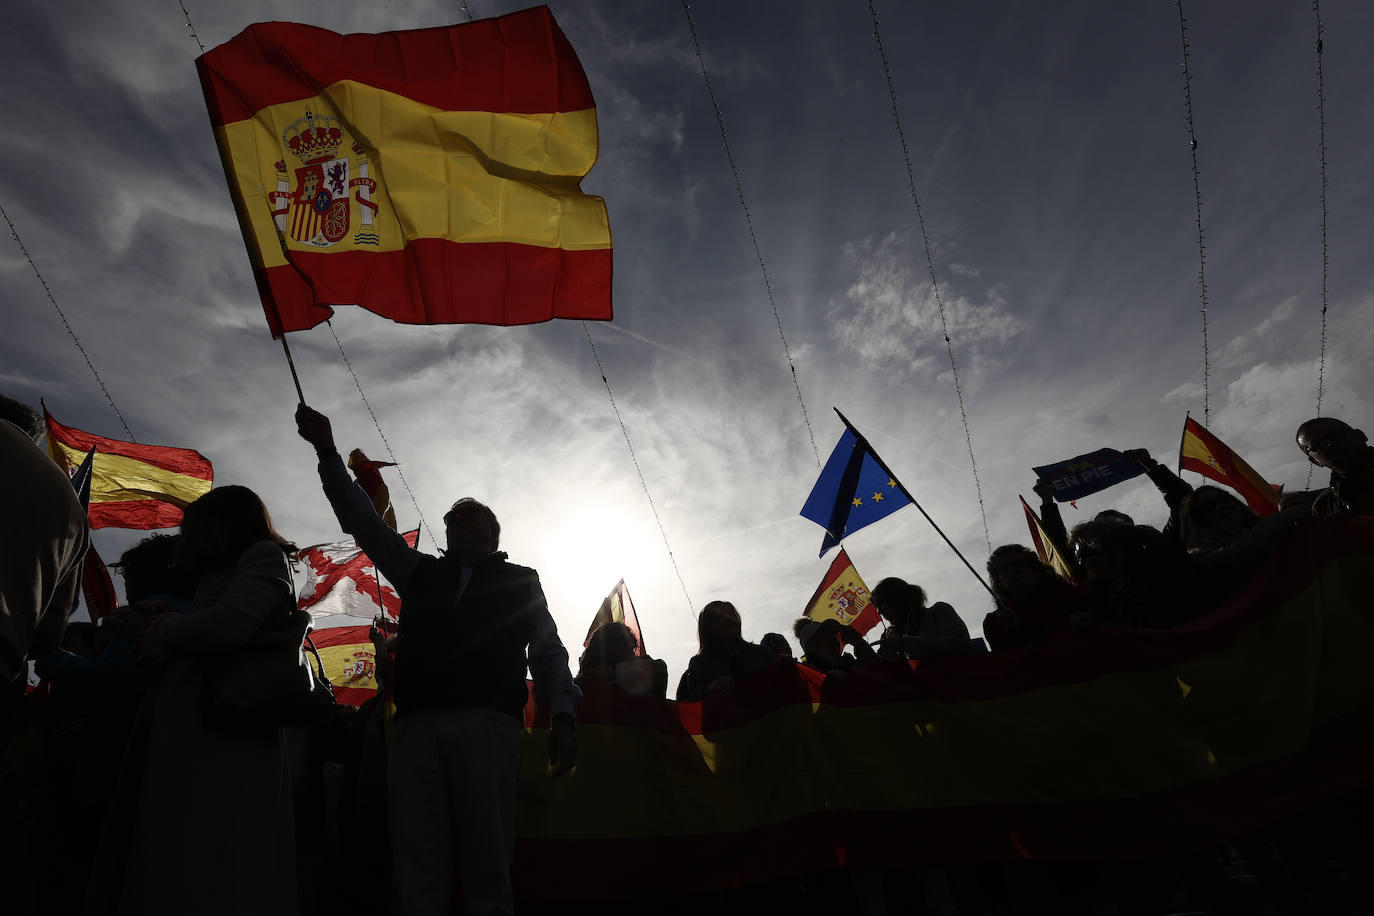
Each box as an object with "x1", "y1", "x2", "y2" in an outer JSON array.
[{"x1": 3, "y1": 390, "x2": 1373, "y2": 916}]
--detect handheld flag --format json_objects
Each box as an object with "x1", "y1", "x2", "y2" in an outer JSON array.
[
  {"x1": 1032, "y1": 449, "x2": 1146, "y2": 503},
  {"x1": 1178, "y1": 417, "x2": 1280, "y2": 516},
  {"x1": 800, "y1": 428, "x2": 911, "y2": 556},
  {"x1": 583, "y1": 579, "x2": 645, "y2": 657},
  {"x1": 348, "y1": 449, "x2": 397, "y2": 531},
  {"x1": 197, "y1": 7, "x2": 612, "y2": 337},
  {"x1": 66, "y1": 447, "x2": 117, "y2": 620},
  {"x1": 44, "y1": 406, "x2": 213, "y2": 530},
  {"x1": 1020, "y1": 496, "x2": 1075, "y2": 582},
  {"x1": 309, "y1": 624, "x2": 381, "y2": 707},
  {"x1": 296, "y1": 530, "x2": 420, "y2": 624},
  {"x1": 802, "y1": 548, "x2": 880, "y2": 636}
]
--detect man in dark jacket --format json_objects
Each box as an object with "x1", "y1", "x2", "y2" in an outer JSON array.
[
  {"x1": 297, "y1": 404, "x2": 578, "y2": 916},
  {"x1": 1297, "y1": 417, "x2": 1374, "y2": 516}
]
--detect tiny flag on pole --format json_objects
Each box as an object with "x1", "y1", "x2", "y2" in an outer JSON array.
[
  {"x1": 1178, "y1": 417, "x2": 1280, "y2": 516},
  {"x1": 801, "y1": 548, "x2": 880, "y2": 636},
  {"x1": 583, "y1": 579, "x2": 645, "y2": 657},
  {"x1": 1020, "y1": 496, "x2": 1075, "y2": 582},
  {"x1": 800, "y1": 428, "x2": 911, "y2": 556},
  {"x1": 348, "y1": 449, "x2": 397, "y2": 531},
  {"x1": 197, "y1": 7, "x2": 613, "y2": 337},
  {"x1": 44, "y1": 405, "x2": 213, "y2": 530}
]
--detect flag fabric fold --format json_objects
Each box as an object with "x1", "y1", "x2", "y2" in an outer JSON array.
[
  {"x1": 44, "y1": 406, "x2": 213, "y2": 530},
  {"x1": 296, "y1": 529, "x2": 419, "y2": 624},
  {"x1": 66, "y1": 447, "x2": 117, "y2": 620},
  {"x1": 583, "y1": 579, "x2": 645, "y2": 656},
  {"x1": 802, "y1": 548, "x2": 880, "y2": 635},
  {"x1": 348, "y1": 448, "x2": 397, "y2": 530},
  {"x1": 197, "y1": 6, "x2": 612, "y2": 337},
  {"x1": 800, "y1": 427, "x2": 911, "y2": 556},
  {"x1": 1178, "y1": 417, "x2": 1280, "y2": 516}
]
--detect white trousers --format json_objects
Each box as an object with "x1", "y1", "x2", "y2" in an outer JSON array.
[{"x1": 389, "y1": 706, "x2": 522, "y2": 916}]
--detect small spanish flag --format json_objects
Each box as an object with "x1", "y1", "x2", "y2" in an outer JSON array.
[
  {"x1": 348, "y1": 449, "x2": 397, "y2": 531},
  {"x1": 43, "y1": 406, "x2": 213, "y2": 530},
  {"x1": 583, "y1": 579, "x2": 646, "y2": 657},
  {"x1": 802, "y1": 548, "x2": 880, "y2": 636},
  {"x1": 1178, "y1": 416, "x2": 1280, "y2": 516},
  {"x1": 197, "y1": 7, "x2": 612, "y2": 337},
  {"x1": 1020, "y1": 495, "x2": 1075, "y2": 582},
  {"x1": 310, "y1": 624, "x2": 381, "y2": 707}
]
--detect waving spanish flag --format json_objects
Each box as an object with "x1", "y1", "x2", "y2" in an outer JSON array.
[
  {"x1": 1178, "y1": 416, "x2": 1280, "y2": 516},
  {"x1": 44, "y1": 406, "x2": 213, "y2": 530},
  {"x1": 197, "y1": 6, "x2": 612, "y2": 337}
]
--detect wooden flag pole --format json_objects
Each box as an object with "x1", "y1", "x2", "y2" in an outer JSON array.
[
  {"x1": 833, "y1": 408, "x2": 996, "y2": 600},
  {"x1": 280, "y1": 335, "x2": 305, "y2": 403}
]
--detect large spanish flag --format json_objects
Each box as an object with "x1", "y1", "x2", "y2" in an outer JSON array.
[
  {"x1": 1178, "y1": 416, "x2": 1280, "y2": 516},
  {"x1": 512, "y1": 518, "x2": 1374, "y2": 899},
  {"x1": 197, "y1": 7, "x2": 612, "y2": 337},
  {"x1": 43, "y1": 407, "x2": 213, "y2": 530}
]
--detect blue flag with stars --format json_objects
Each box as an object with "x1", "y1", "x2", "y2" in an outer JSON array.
[{"x1": 800, "y1": 428, "x2": 911, "y2": 556}]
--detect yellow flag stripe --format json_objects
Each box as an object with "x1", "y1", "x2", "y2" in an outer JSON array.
[
  {"x1": 51, "y1": 440, "x2": 212, "y2": 507},
  {"x1": 219, "y1": 82, "x2": 610, "y2": 270}
]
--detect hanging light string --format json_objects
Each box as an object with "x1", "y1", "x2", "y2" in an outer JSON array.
[
  {"x1": 2, "y1": 202, "x2": 136, "y2": 441},
  {"x1": 582, "y1": 323, "x2": 695, "y2": 618},
  {"x1": 680, "y1": 0, "x2": 821, "y2": 468},
  {"x1": 1176, "y1": 0, "x2": 1212, "y2": 427},
  {"x1": 178, "y1": 1, "x2": 206, "y2": 54},
  {"x1": 866, "y1": 0, "x2": 991, "y2": 555},
  {"x1": 458, "y1": 2, "x2": 474, "y2": 22},
  {"x1": 1307, "y1": 0, "x2": 1331, "y2": 489},
  {"x1": 325, "y1": 321, "x2": 439, "y2": 551}
]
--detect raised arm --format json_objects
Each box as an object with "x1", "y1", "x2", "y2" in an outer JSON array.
[
  {"x1": 296, "y1": 404, "x2": 421, "y2": 590},
  {"x1": 1123, "y1": 448, "x2": 1193, "y2": 538}
]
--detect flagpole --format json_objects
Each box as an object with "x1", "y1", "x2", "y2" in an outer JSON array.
[
  {"x1": 279, "y1": 334, "x2": 305, "y2": 403},
  {"x1": 1177, "y1": 411, "x2": 1190, "y2": 478},
  {"x1": 833, "y1": 408, "x2": 995, "y2": 600}
]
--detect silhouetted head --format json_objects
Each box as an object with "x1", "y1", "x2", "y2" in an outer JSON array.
[
  {"x1": 1092, "y1": 509, "x2": 1134, "y2": 527},
  {"x1": 1297, "y1": 417, "x2": 1367, "y2": 474},
  {"x1": 987, "y1": 544, "x2": 1055, "y2": 603},
  {"x1": 0, "y1": 394, "x2": 43, "y2": 445},
  {"x1": 697, "y1": 600, "x2": 742, "y2": 655},
  {"x1": 178, "y1": 485, "x2": 295, "y2": 573},
  {"x1": 443, "y1": 498, "x2": 499, "y2": 564},
  {"x1": 1178, "y1": 486, "x2": 1259, "y2": 553},
  {"x1": 581, "y1": 621, "x2": 639, "y2": 675},
  {"x1": 760, "y1": 632, "x2": 793, "y2": 662},
  {"x1": 112, "y1": 533, "x2": 199, "y2": 604},
  {"x1": 869, "y1": 578, "x2": 927, "y2": 628},
  {"x1": 793, "y1": 617, "x2": 843, "y2": 663},
  {"x1": 1069, "y1": 520, "x2": 1132, "y2": 585}
]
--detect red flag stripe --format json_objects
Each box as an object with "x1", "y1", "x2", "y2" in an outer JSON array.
[
  {"x1": 253, "y1": 240, "x2": 612, "y2": 336},
  {"x1": 44, "y1": 410, "x2": 213, "y2": 480},
  {"x1": 198, "y1": 9, "x2": 597, "y2": 126}
]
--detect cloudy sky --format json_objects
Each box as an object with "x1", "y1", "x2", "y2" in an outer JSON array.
[{"x1": 4, "y1": 0, "x2": 1372, "y2": 682}]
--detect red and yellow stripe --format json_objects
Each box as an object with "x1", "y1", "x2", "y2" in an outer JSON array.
[
  {"x1": 512, "y1": 518, "x2": 1374, "y2": 898},
  {"x1": 44, "y1": 407, "x2": 212, "y2": 530},
  {"x1": 311, "y1": 624, "x2": 383, "y2": 708},
  {"x1": 197, "y1": 8, "x2": 611, "y2": 336}
]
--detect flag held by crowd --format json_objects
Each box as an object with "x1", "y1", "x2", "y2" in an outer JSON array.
[
  {"x1": 44, "y1": 405, "x2": 213, "y2": 530},
  {"x1": 296, "y1": 530, "x2": 419, "y2": 623},
  {"x1": 1019, "y1": 496, "x2": 1074, "y2": 582},
  {"x1": 1031, "y1": 448, "x2": 1146, "y2": 503},
  {"x1": 801, "y1": 548, "x2": 880, "y2": 635},
  {"x1": 197, "y1": 7, "x2": 613, "y2": 338},
  {"x1": 800, "y1": 424, "x2": 911, "y2": 557},
  {"x1": 1178, "y1": 416, "x2": 1280, "y2": 516},
  {"x1": 583, "y1": 579, "x2": 645, "y2": 656}
]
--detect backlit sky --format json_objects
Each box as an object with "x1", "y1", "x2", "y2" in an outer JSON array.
[{"x1": 3, "y1": 1, "x2": 1372, "y2": 683}]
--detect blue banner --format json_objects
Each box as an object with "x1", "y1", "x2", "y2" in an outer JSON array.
[{"x1": 1032, "y1": 448, "x2": 1145, "y2": 503}]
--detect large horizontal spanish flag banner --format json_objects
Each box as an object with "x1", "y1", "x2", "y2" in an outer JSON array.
[
  {"x1": 511, "y1": 517, "x2": 1374, "y2": 899},
  {"x1": 44, "y1": 406, "x2": 213, "y2": 530},
  {"x1": 197, "y1": 6, "x2": 612, "y2": 337},
  {"x1": 1178, "y1": 415, "x2": 1280, "y2": 516}
]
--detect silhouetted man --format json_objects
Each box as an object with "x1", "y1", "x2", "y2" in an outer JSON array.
[
  {"x1": 869, "y1": 578, "x2": 972, "y2": 659},
  {"x1": 1296, "y1": 417, "x2": 1374, "y2": 516},
  {"x1": 296, "y1": 404, "x2": 579, "y2": 916}
]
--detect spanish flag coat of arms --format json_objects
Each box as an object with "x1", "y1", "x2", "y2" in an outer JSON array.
[{"x1": 197, "y1": 6, "x2": 611, "y2": 336}]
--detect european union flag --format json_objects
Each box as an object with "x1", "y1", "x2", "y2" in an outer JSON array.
[{"x1": 800, "y1": 429, "x2": 911, "y2": 556}]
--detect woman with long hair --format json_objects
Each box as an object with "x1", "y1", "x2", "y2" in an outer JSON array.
[
  {"x1": 674, "y1": 601, "x2": 776, "y2": 702},
  {"x1": 95, "y1": 486, "x2": 300, "y2": 915}
]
